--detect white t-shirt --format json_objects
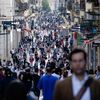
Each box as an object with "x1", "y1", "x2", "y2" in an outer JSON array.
[{"x1": 72, "y1": 74, "x2": 91, "y2": 100}]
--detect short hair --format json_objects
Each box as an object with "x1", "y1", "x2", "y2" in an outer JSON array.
[
  {"x1": 34, "y1": 68, "x2": 39, "y2": 73},
  {"x1": 97, "y1": 65, "x2": 100, "y2": 71},
  {"x1": 69, "y1": 48, "x2": 87, "y2": 61},
  {"x1": 46, "y1": 66, "x2": 52, "y2": 73},
  {"x1": 4, "y1": 80, "x2": 27, "y2": 100}
]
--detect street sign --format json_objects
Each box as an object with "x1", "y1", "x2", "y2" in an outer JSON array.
[
  {"x1": 92, "y1": 43, "x2": 100, "y2": 47},
  {"x1": 2, "y1": 21, "x2": 11, "y2": 26},
  {"x1": 94, "y1": 40, "x2": 100, "y2": 43},
  {"x1": 13, "y1": 16, "x2": 24, "y2": 21}
]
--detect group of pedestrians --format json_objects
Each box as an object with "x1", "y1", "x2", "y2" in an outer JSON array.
[
  {"x1": 0, "y1": 11, "x2": 70, "y2": 100},
  {"x1": 0, "y1": 10, "x2": 100, "y2": 100}
]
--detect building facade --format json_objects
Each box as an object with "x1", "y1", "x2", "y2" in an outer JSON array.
[
  {"x1": 80, "y1": 0, "x2": 100, "y2": 69},
  {"x1": 0, "y1": 0, "x2": 21, "y2": 60},
  {"x1": 59, "y1": 0, "x2": 100, "y2": 69},
  {"x1": 48, "y1": 0, "x2": 60, "y2": 11}
]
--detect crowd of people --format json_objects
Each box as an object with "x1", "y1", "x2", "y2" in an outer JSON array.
[
  {"x1": 0, "y1": 11, "x2": 100, "y2": 100},
  {"x1": 0, "y1": 10, "x2": 70, "y2": 100}
]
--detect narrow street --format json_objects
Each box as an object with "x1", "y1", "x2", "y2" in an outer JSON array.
[{"x1": 0, "y1": 0, "x2": 100, "y2": 100}]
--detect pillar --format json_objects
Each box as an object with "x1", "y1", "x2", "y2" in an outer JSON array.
[{"x1": 97, "y1": 47, "x2": 100, "y2": 65}]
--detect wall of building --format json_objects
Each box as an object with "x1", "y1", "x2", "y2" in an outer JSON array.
[
  {"x1": 80, "y1": 0, "x2": 100, "y2": 69},
  {"x1": 0, "y1": 0, "x2": 21, "y2": 60},
  {"x1": 48, "y1": 0, "x2": 59, "y2": 11},
  {"x1": 0, "y1": 0, "x2": 15, "y2": 20}
]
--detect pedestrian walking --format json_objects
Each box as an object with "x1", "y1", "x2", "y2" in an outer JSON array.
[
  {"x1": 95, "y1": 65, "x2": 100, "y2": 80},
  {"x1": 38, "y1": 66, "x2": 58, "y2": 100},
  {"x1": 54, "y1": 48, "x2": 100, "y2": 100}
]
